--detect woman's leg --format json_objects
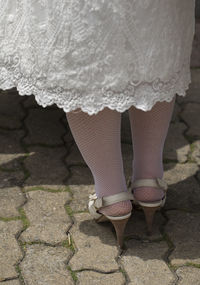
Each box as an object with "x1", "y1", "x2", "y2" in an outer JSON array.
[
  {"x1": 66, "y1": 107, "x2": 132, "y2": 216},
  {"x1": 128, "y1": 98, "x2": 175, "y2": 201}
]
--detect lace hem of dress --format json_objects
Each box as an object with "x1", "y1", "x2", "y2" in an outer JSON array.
[{"x1": 0, "y1": 64, "x2": 191, "y2": 115}]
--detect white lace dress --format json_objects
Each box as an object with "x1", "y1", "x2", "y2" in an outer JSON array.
[{"x1": 0, "y1": 0, "x2": 196, "y2": 115}]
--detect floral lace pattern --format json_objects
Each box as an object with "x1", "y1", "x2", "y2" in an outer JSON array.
[{"x1": 0, "y1": 0, "x2": 196, "y2": 115}]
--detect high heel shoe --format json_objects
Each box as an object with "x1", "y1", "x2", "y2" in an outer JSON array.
[
  {"x1": 131, "y1": 178, "x2": 168, "y2": 235},
  {"x1": 88, "y1": 190, "x2": 133, "y2": 249}
]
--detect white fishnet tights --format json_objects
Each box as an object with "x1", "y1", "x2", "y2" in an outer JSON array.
[{"x1": 66, "y1": 98, "x2": 175, "y2": 216}]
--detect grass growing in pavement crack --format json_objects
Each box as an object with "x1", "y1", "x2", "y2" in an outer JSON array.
[
  {"x1": 67, "y1": 266, "x2": 78, "y2": 282},
  {"x1": 18, "y1": 207, "x2": 30, "y2": 230}
]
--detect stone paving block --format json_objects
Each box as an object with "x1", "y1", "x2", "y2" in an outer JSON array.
[
  {"x1": 20, "y1": 191, "x2": 72, "y2": 244},
  {"x1": 69, "y1": 213, "x2": 120, "y2": 272},
  {"x1": 65, "y1": 143, "x2": 86, "y2": 165},
  {"x1": 191, "y1": 140, "x2": 200, "y2": 165},
  {"x1": 166, "y1": 211, "x2": 200, "y2": 266},
  {"x1": 0, "y1": 130, "x2": 25, "y2": 170},
  {"x1": 121, "y1": 111, "x2": 132, "y2": 144},
  {"x1": 177, "y1": 69, "x2": 200, "y2": 103},
  {"x1": 1, "y1": 280, "x2": 20, "y2": 285},
  {"x1": 23, "y1": 146, "x2": 69, "y2": 190},
  {"x1": 24, "y1": 108, "x2": 65, "y2": 145},
  {"x1": 163, "y1": 163, "x2": 200, "y2": 211},
  {"x1": 176, "y1": 266, "x2": 200, "y2": 285},
  {"x1": 121, "y1": 240, "x2": 175, "y2": 285},
  {"x1": 0, "y1": 187, "x2": 25, "y2": 218},
  {"x1": 77, "y1": 271, "x2": 126, "y2": 285},
  {"x1": 0, "y1": 170, "x2": 24, "y2": 188},
  {"x1": 181, "y1": 103, "x2": 200, "y2": 140},
  {"x1": 164, "y1": 122, "x2": 190, "y2": 163},
  {"x1": 0, "y1": 221, "x2": 23, "y2": 280},
  {"x1": 171, "y1": 103, "x2": 181, "y2": 123},
  {"x1": 191, "y1": 21, "x2": 200, "y2": 68},
  {"x1": 67, "y1": 165, "x2": 94, "y2": 185},
  {"x1": 125, "y1": 210, "x2": 164, "y2": 240},
  {"x1": 0, "y1": 90, "x2": 24, "y2": 129},
  {"x1": 20, "y1": 244, "x2": 73, "y2": 285},
  {"x1": 69, "y1": 185, "x2": 94, "y2": 212}
]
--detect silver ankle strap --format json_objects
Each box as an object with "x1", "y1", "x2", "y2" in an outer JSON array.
[
  {"x1": 132, "y1": 178, "x2": 168, "y2": 191},
  {"x1": 89, "y1": 190, "x2": 133, "y2": 209}
]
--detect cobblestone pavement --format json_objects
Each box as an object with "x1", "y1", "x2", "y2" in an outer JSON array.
[{"x1": 0, "y1": 26, "x2": 200, "y2": 285}]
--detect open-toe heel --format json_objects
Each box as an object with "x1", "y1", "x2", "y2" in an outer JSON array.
[
  {"x1": 131, "y1": 178, "x2": 168, "y2": 235},
  {"x1": 88, "y1": 191, "x2": 133, "y2": 249}
]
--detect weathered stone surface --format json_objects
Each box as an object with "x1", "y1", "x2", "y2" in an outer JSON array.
[
  {"x1": 125, "y1": 210, "x2": 164, "y2": 240},
  {"x1": 23, "y1": 146, "x2": 69, "y2": 190},
  {"x1": 0, "y1": 187, "x2": 25, "y2": 218},
  {"x1": 20, "y1": 190, "x2": 72, "y2": 244},
  {"x1": 0, "y1": 130, "x2": 25, "y2": 170},
  {"x1": 69, "y1": 185, "x2": 94, "y2": 212},
  {"x1": 67, "y1": 165, "x2": 94, "y2": 185},
  {"x1": 171, "y1": 103, "x2": 181, "y2": 123},
  {"x1": 0, "y1": 90, "x2": 24, "y2": 129},
  {"x1": 163, "y1": 163, "x2": 200, "y2": 211},
  {"x1": 164, "y1": 122, "x2": 190, "y2": 163},
  {"x1": 176, "y1": 266, "x2": 200, "y2": 285},
  {"x1": 191, "y1": 22, "x2": 200, "y2": 68},
  {"x1": 69, "y1": 213, "x2": 119, "y2": 271},
  {"x1": 65, "y1": 143, "x2": 86, "y2": 165},
  {"x1": 20, "y1": 244, "x2": 73, "y2": 285},
  {"x1": 121, "y1": 111, "x2": 132, "y2": 144},
  {"x1": 77, "y1": 271, "x2": 125, "y2": 285},
  {"x1": 177, "y1": 69, "x2": 200, "y2": 103},
  {"x1": 181, "y1": 103, "x2": 200, "y2": 140},
  {"x1": 166, "y1": 211, "x2": 200, "y2": 266},
  {"x1": 190, "y1": 140, "x2": 200, "y2": 165},
  {"x1": 0, "y1": 221, "x2": 23, "y2": 280},
  {"x1": 1, "y1": 280, "x2": 20, "y2": 285},
  {"x1": 0, "y1": 170, "x2": 24, "y2": 188},
  {"x1": 122, "y1": 143, "x2": 133, "y2": 180},
  {"x1": 121, "y1": 240, "x2": 175, "y2": 285},
  {"x1": 24, "y1": 108, "x2": 65, "y2": 145}
]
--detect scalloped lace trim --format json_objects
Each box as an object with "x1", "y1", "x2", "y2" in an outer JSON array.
[{"x1": 0, "y1": 64, "x2": 191, "y2": 115}]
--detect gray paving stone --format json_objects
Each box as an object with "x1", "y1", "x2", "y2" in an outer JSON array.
[
  {"x1": 164, "y1": 122, "x2": 190, "y2": 163},
  {"x1": 1, "y1": 280, "x2": 20, "y2": 285},
  {"x1": 69, "y1": 185, "x2": 94, "y2": 212},
  {"x1": 177, "y1": 69, "x2": 200, "y2": 104},
  {"x1": 65, "y1": 143, "x2": 86, "y2": 165},
  {"x1": 0, "y1": 130, "x2": 25, "y2": 170},
  {"x1": 166, "y1": 211, "x2": 200, "y2": 266},
  {"x1": 125, "y1": 210, "x2": 164, "y2": 240},
  {"x1": 191, "y1": 21, "x2": 200, "y2": 68},
  {"x1": 181, "y1": 103, "x2": 200, "y2": 140},
  {"x1": 176, "y1": 266, "x2": 200, "y2": 285},
  {"x1": 0, "y1": 170, "x2": 24, "y2": 188},
  {"x1": 0, "y1": 90, "x2": 24, "y2": 129},
  {"x1": 190, "y1": 140, "x2": 200, "y2": 165},
  {"x1": 0, "y1": 221, "x2": 23, "y2": 280},
  {"x1": 69, "y1": 213, "x2": 120, "y2": 271},
  {"x1": 20, "y1": 190, "x2": 72, "y2": 244},
  {"x1": 24, "y1": 108, "x2": 65, "y2": 145},
  {"x1": 0, "y1": 187, "x2": 25, "y2": 218},
  {"x1": 121, "y1": 240, "x2": 175, "y2": 285},
  {"x1": 23, "y1": 146, "x2": 69, "y2": 190},
  {"x1": 163, "y1": 163, "x2": 200, "y2": 211},
  {"x1": 171, "y1": 103, "x2": 181, "y2": 123},
  {"x1": 67, "y1": 165, "x2": 94, "y2": 185},
  {"x1": 20, "y1": 244, "x2": 73, "y2": 285},
  {"x1": 77, "y1": 271, "x2": 126, "y2": 285}
]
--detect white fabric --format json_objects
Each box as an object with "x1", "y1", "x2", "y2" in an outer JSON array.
[{"x1": 0, "y1": 0, "x2": 196, "y2": 115}]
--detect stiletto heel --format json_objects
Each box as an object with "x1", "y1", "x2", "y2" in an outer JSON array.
[
  {"x1": 131, "y1": 178, "x2": 168, "y2": 234},
  {"x1": 88, "y1": 191, "x2": 133, "y2": 249},
  {"x1": 141, "y1": 205, "x2": 160, "y2": 235},
  {"x1": 110, "y1": 217, "x2": 130, "y2": 248}
]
